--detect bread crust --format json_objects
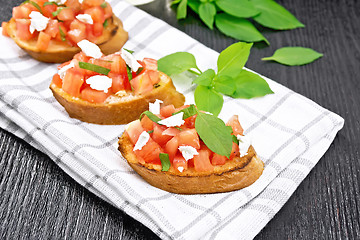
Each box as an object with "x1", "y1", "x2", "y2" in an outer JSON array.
[
  {"x1": 118, "y1": 131, "x2": 264, "y2": 194},
  {"x1": 50, "y1": 72, "x2": 185, "y2": 125},
  {"x1": 5, "y1": 16, "x2": 128, "y2": 63}
]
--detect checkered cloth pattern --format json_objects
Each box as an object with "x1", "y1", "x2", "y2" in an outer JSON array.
[{"x1": 0, "y1": 1, "x2": 344, "y2": 239}]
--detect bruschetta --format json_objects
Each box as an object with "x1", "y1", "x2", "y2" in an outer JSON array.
[
  {"x1": 118, "y1": 103, "x2": 264, "y2": 194},
  {"x1": 50, "y1": 41, "x2": 185, "y2": 124},
  {"x1": 2, "y1": 0, "x2": 128, "y2": 63}
]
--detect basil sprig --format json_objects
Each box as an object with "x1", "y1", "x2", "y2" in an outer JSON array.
[
  {"x1": 158, "y1": 42, "x2": 274, "y2": 116},
  {"x1": 262, "y1": 47, "x2": 323, "y2": 66},
  {"x1": 78, "y1": 62, "x2": 111, "y2": 75},
  {"x1": 159, "y1": 153, "x2": 171, "y2": 171}
]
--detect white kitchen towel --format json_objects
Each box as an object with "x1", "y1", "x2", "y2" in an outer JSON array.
[{"x1": 0, "y1": 1, "x2": 344, "y2": 239}]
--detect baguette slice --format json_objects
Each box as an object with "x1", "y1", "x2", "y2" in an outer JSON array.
[
  {"x1": 118, "y1": 133, "x2": 264, "y2": 194},
  {"x1": 5, "y1": 16, "x2": 128, "y2": 63},
  {"x1": 50, "y1": 72, "x2": 185, "y2": 125}
]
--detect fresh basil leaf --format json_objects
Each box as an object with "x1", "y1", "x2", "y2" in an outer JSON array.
[
  {"x1": 147, "y1": 130, "x2": 154, "y2": 134},
  {"x1": 177, "y1": 0, "x2": 188, "y2": 19},
  {"x1": 232, "y1": 135, "x2": 239, "y2": 145},
  {"x1": 187, "y1": 0, "x2": 200, "y2": 14},
  {"x1": 173, "y1": 104, "x2": 198, "y2": 119},
  {"x1": 199, "y1": 2, "x2": 217, "y2": 29},
  {"x1": 29, "y1": 1, "x2": 42, "y2": 13},
  {"x1": 192, "y1": 69, "x2": 215, "y2": 86},
  {"x1": 158, "y1": 52, "x2": 199, "y2": 76},
  {"x1": 213, "y1": 75, "x2": 236, "y2": 96},
  {"x1": 78, "y1": 62, "x2": 110, "y2": 75},
  {"x1": 43, "y1": 2, "x2": 58, "y2": 6},
  {"x1": 126, "y1": 65, "x2": 133, "y2": 81},
  {"x1": 103, "y1": 19, "x2": 108, "y2": 28},
  {"x1": 215, "y1": 13, "x2": 269, "y2": 44},
  {"x1": 215, "y1": 0, "x2": 259, "y2": 18},
  {"x1": 58, "y1": 26, "x2": 66, "y2": 41},
  {"x1": 139, "y1": 111, "x2": 162, "y2": 123},
  {"x1": 231, "y1": 69, "x2": 274, "y2": 98},
  {"x1": 217, "y1": 41, "x2": 253, "y2": 78},
  {"x1": 195, "y1": 112, "x2": 233, "y2": 158},
  {"x1": 123, "y1": 48, "x2": 135, "y2": 54},
  {"x1": 251, "y1": 0, "x2": 304, "y2": 30},
  {"x1": 52, "y1": 7, "x2": 66, "y2": 17},
  {"x1": 262, "y1": 47, "x2": 323, "y2": 66},
  {"x1": 171, "y1": 0, "x2": 182, "y2": 5},
  {"x1": 195, "y1": 85, "x2": 223, "y2": 116},
  {"x1": 159, "y1": 153, "x2": 171, "y2": 171},
  {"x1": 100, "y1": 2, "x2": 107, "y2": 8}
]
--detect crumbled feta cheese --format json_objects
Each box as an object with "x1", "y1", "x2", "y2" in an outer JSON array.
[
  {"x1": 158, "y1": 112, "x2": 185, "y2": 127},
  {"x1": 120, "y1": 49, "x2": 142, "y2": 72},
  {"x1": 76, "y1": 14, "x2": 93, "y2": 24},
  {"x1": 77, "y1": 40, "x2": 102, "y2": 59},
  {"x1": 178, "y1": 146, "x2": 199, "y2": 161},
  {"x1": 86, "y1": 75, "x2": 112, "y2": 93},
  {"x1": 58, "y1": 61, "x2": 75, "y2": 80},
  {"x1": 78, "y1": 0, "x2": 84, "y2": 4},
  {"x1": 237, "y1": 135, "x2": 251, "y2": 157},
  {"x1": 133, "y1": 131, "x2": 150, "y2": 151},
  {"x1": 49, "y1": 0, "x2": 67, "y2": 4},
  {"x1": 177, "y1": 167, "x2": 184, "y2": 173},
  {"x1": 29, "y1": 11, "x2": 49, "y2": 34},
  {"x1": 149, "y1": 99, "x2": 163, "y2": 115}
]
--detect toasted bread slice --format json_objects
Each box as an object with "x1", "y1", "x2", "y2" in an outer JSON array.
[
  {"x1": 118, "y1": 132, "x2": 264, "y2": 194},
  {"x1": 50, "y1": 72, "x2": 185, "y2": 125},
  {"x1": 5, "y1": 16, "x2": 128, "y2": 63}
]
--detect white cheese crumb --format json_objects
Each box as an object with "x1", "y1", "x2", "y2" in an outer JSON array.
[
  {"x1": 177, "y1": 167, "x2": 184, "y2": 173},
  {"x1": 115, "y1": 90, "x2": 127, "y2": 97},
  {"x1": 158, "y1": 112, "x2": 185, "y2": 127},
  {"x1": 78, "y1": 0, "x2": 84, "y2": 4},
  {"x1": 29, "y1": 11, "x2": 49, "y2": 34},
  {"x1": 86, "y1": 75, "x2": 112, "y2": 93},
  {"x1": 77, "y1": 40, "x2": 103, "y2": 59},
  {"x1": 149, "y1": 99, "x2": 163, "y2": 115},
  {"x1": 49, "y1": 0, "x2": 67, "y2": 4},
  {"x1": 120, "y1": 49, "x2": 142, "y2": 72},
  {"x1": 76, "y1": 14, "x2": 93, "y2": 24},
  {"x1": 237, "y1": 135, "x2": 251, "y2": 157},
  {"x1": 133, "y1": 131, "x2": 150, "y2": 151},
  {"x1": 178, "y1": 146, "x2": 199, "y2": 161},
  {"x1": 58, "y1": 61, "x2": 75, "y2": 80}
]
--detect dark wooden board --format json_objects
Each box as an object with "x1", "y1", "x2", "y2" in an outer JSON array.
[{"x1": 1, "y1": 0, "x2": 359, "y2": 239}]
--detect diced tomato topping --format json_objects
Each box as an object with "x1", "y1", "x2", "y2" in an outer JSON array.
[
  {"x1": 108, "y1": 72, "x2": 130, "y2": 92},
  {"x1": 65, "y1": 0, "x2": 82, "y2": 12},
  {"x1": 82, "y1": 0, "x2": 105, "y2": 8},
  {"x1": 42, "y1": 4, "x2": 57, "y2": 18},
  {"x1": 73, "y1": 52, "x2": 91, "y2": 62},
  {"x1": 131, "y1": 72, "x2": 153, "y2": 95},
  {"x1": 92, "y1": 22, "x2": 103, "y2": 37},
  {"x1": 162, "y1": 127, "x2": 181, "y2": 137},
  {"x1": 36, "y1": 31, "x2": 51, "y2": 51},
  {"x1": 84, "y1": 7, "x2": 105, "y2": 24},
  {"x1": 2, "y1": 22, "x2": 9, "y2": 37},
  {"x1": 62, "y1": 68, "x2": 84, "y2": 97},
  {"x1": 140, "y1": 115, "x2": 154, "y2": 132},
  {"x1": 125, "y1": 120, "x2": 144, "y2": 145},
  {"x1": 160, "y1": 104, "x2": 176, "y2": 118},
  {"x1": 57, "y1": 8, "x2": 75, "y2": 22},
  {"x1": 143, "y1": 58, "x2": 158, "y2": 70},
  {"x1": 55, "y1": 22, "x2": 67, "y2": 42},
  {"x1": 44, "y1": 19, "x2": 59, "y2": 38},
  {"x1": 80, "y1": 86, "x2": 110, "y2": 103},
  {"x1": 15, "y1": 19, "x2": 35, "y2": 40},
  {"x1": 226, "y1": 115, "x2": 244, "y2": 136},
  {"x1": 57, "y1": 60, "x2": 72, "y2": 70},
  {"x1": 103, "y1": 3, "x2": 112, "y2": 19},
  {"x1": 146, "y1": 70, "x2": 160, "y2": 85},
  {"x1": 12, "y1": 4, "x2": 35, "y2": 19},
  {"x1": 230, "y1": 142, "x2": 239, "y2": 160},
  {"x1": 134, "y1": 138, "x2": 162, "y2": 165},
  {"x1": 211, "y1": 153, "x2": 227, "y2": 166},
  {"x1": 164, "y1": 136, "x2": 179, "y2": 161},
  {"x1": 110, "y1": 55, "x2": 127, "y2": 74},
  {"x1": 52, "y1": 74, "x2": 62, "y2": 88},
  {"x1": 152, "y1": 124, "x2": 172, "y2": 146},
  {"x1": 67, "y1": 20, "x2": 87, "y2": 43},
  {"x1": 177, "y1": 129, "x2": 200, "y2": 149},
  {"x1": 173, "y1": 154, "x2": 187, "y2": 172},
  {"x1": 184, "y1": 114, "x2": 197, "y2": 128},
  {"x1": 193, "y1": 149, "x2": 214, "y2": 172}
]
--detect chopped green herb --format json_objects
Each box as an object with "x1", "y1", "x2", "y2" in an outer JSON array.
[
  {"x1": 139, "y1": 111, "x2": 162, "y2": 123},
  {"x1": 136, "y1": 67, "x2": 144, "y2": 75},
  {"x1": 52, "y1": 7, "x2": 66, "y2": 17},
  {"x1": 103, "y1": 19, "x2": 109, "y2": 28},
  {"x1": 123, "y1": 48, "x2": 135, "y2": 54},
  {"x1": 78, "y1": 62, "x2": 111, "y2": 75},
  {"x1": 147, "y1": 130, "x2": 154, "y2": 134},
  {"x1": 43, "y1": 1, "x2": 61, "y2": 6},
  {"x1": 126, "y1": 65, "x2": 133, "y2": 81},
  {"x1": 29, "y1": 1, "x2": 43, "y2": 14},
  {"x1": 232, "y1": 135, "x2": 239, "y2": 145},
  {"x1": 159, "y1": 153, "x2": 171, "y2": 171},
  {"x1": 21, "y1": 0, "x2": 30, "y2": 5},
  {"x1": 174, "y1": 127, "x2": 182, "y2": 131},
  {"x1": 58, "y1": 26, "x2": 66, "y2": 41},
  {"x1": 173, "y1": 104, "x2": 198, "y2": 119},
  {"x1": 100, "y1": 2, "x2": 107, "y2": 8}
]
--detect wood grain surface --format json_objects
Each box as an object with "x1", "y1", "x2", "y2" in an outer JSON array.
[{"x1": 1, "y1": 0, "x2": 359, "y2": 239}]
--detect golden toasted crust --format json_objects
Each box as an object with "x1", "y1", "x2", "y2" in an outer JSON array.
[
  {"x1": 50, "y1": 72, "x2": 185, "y2": 125},
  {"x1": 5, "y1": 16, "x2": 128, "y2": 63},
  {"x1": 118, "y1": 131, "x2": 264, "y2": 194}
]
